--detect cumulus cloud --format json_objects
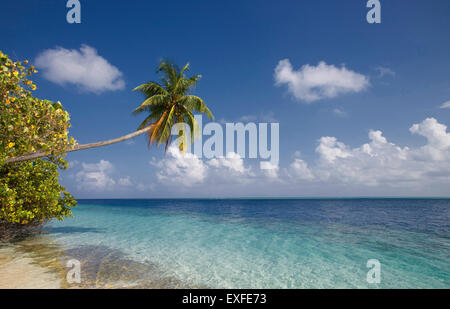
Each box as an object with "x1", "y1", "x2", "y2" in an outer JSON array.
[
  {"x1": 35, "y1": 44, "x2": 125, "y2": 93},
  {"x1": 69, "y1": 119, "x2": 450, "y2": 196},
  {"x1": 410, "y1": 117, "x2": 450, "y2": 161},
  {"x1": 152, "y1": 147, "x2": 262, "y2": 188},
  {"x1": 153, "y1": 119, "x2": 450, "y2": 192},
  {"x1": 440, "y1": 101, "x2": 450, "y2": 109},
  {"x1": 274, "y1": 59, "x2": 369, "y2": 102},
  {"x1": 288, "y1": 118, "x2": 450, "y2": 188},
  {"x1": 73, "y1": 160, "x2": 137, "y2": 192},
  {"x1": 75, "y1": 160, "x2": 116, "y2": 191},
  {"x1": 260, "y1": 161, "x2": 280, "y2": 179},
  {"x1": 208, "y1": 152, "x2": 249, "y2": 174},
  {"x1": 118, "y1": 177, "x2": 133, "y2": 187},
  {"x1": 288, "y1": 156, "x2": 314, "y2": 181},
  {"x1": 316, "y1": 136, "x2": 352, "y2": 162},
  {"x1": 152, "y1": 147, "x2": 208, "y2": 187}
]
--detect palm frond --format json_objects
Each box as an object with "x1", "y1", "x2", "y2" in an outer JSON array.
[
  {"x1": 132, "y1": 94, "x2": 170, "y2": 115},
  {"x1": 148, "y1": 111, "x2": 166, "y2": 146},
  {"x1": 158, "y1": 105, "x2": 176, "y2": 145},
  {"x1": 133, "y1": 82, "x2": 168, "y2": 97},
  {"x1": 179, "y1": 62, "x2": 190, "y2": 76},
  {"x1": 181, "y1": 106, "x2": 201, "y2": 142},
  {"x1": 158, "y1": 61, "x2": 179, "y2": 88},
  {"x1": 182, "y1": 95, "x2": 214, "y2": 119},
  {"x1": 137, "y1": 105, "x2": 167, "y2": 129},
  {"x1": 174, "y1": 75, "x2": 201, "y2": 95}
]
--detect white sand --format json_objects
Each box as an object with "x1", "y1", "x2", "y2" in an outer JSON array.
[{"x1": 0, "y1": 245, "x2": 62, "y2": 289}]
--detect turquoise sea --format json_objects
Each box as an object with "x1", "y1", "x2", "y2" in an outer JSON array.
[{"x1": 45, "y1": 199, "x2": 450, "y2": 288}]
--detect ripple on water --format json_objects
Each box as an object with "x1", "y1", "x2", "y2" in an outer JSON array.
[{"x1": 1, "y1": 233, "x2": 203, "y2": 289}]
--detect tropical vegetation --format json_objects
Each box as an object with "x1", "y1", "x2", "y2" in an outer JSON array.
[
  {"x1": 1, "y1": 52, "x2": 214, "y2": 231},
  {"x1": 0, "y1": 51, "x2": 76, "y2": 227}
]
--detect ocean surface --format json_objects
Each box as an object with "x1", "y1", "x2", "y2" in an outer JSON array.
[{"x1": 44, "y1": 199, "x2": 450, "y2": 288}]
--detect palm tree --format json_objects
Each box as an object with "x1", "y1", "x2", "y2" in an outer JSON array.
[
  {"x1": 6, "y1": 61, "x2": 213, "y2": 164},
  {"x1": 132, "y1": 60, "x2": 214, "y2": 152}
]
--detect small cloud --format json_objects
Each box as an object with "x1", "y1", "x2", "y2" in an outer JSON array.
[
  {"x1": 152, "y1": 147, "x2": 207, "y2": 187},
  {"x1": 374, "y1": 66, "x2": 396, "y2": 78},
  {"x1": 274, "y1": 59, "x2": 369, "y2": 103},
  {"x1": 219, "y1": 112, "x2": 278, "y2": 124},
  {"x1": 259, "y1": 111, "x2": 278, "y2": 122},
  {"x1": 137, "y1": 183, "x2": 156, "y2": 192},
  {"x1": 207, "y1": 152, "x2": 249, "y2": 174},
  {"x1": 68, "y1": 160, "x2": 79, "y2": 169},
  {"x1": 75, "y1": 160, "x2": 116, "y2": 191},
  {"x1": 35, "y1": 44, "x2": 125, "y2": 93},
  {"x1": 238, "y1": 115, "x2": 257, "y2": 122},
  {"x1": 440, "y1": 101, "x2": 450, "y2": 109},
  {"x1": 260, "y1": 161, "x2": 279, "y2": 179},
  {"x1": 333, "y1": 108, "x2": 347, "y2": 117},
  {"x1": 238, "y1": 112, "x2": 277, "y2": 123},
  {"x1": 118, "y1": 176, "x2": 133, "y2": 187}
]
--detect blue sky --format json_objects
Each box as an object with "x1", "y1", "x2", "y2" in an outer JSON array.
[{"x1": 2, "y1": 0, "x2": 450, "y2": 197}]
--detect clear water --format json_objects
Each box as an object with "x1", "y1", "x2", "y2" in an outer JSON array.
[{"x1": 46, "y1": 199, "x2": 450, "y2": 288}]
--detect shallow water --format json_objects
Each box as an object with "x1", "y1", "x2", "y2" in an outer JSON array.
[
  {"x1": 0, "y1": 236, "x2": 63, "y2": 289},
  {"x1": 45, "y1": 199, "x2": 450, "y2": 288}
]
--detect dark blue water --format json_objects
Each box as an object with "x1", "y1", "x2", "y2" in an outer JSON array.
[{"x1": 47, "y1": 199, "x2": 450, "y2": 288}]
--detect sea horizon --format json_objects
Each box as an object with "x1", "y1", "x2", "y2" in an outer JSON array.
[{"x1": 76, "y1": 197, "x2": 450, "y2": 200}]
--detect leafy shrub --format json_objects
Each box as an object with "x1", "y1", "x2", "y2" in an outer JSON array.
[{"x1": 0, "y1": 50, "x2": 77, "y2": 226}]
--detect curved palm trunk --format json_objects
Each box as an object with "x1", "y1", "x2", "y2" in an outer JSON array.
[{"x1": 5, "y1": 125, "x2": 154, "y2": 164}]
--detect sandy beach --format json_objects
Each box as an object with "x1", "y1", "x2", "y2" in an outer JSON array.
[
  {"x1": 0, "y1": 232, "x2": 196, "y2": 289},
  {"x1": 0, "y1": 244, "x2": 62, "y2": 289}
]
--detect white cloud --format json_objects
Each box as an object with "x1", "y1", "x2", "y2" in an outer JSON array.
[
  {"x1": 333, "y1": 108, "x2": 347, "y2": 117},
  {"x1": 68, "y1": 160, "x2": 79, "y2": 169},
  {"x1": 288, "y1": 118, "x2": 450, "y2": 188},
  {"x1": 152, "y1": 119, "x2": 450, "y2": 193},
  {"x1": 208, "y1": 152, "x2": 249, "y2": 174},
  {"x1": 274, "y1": 59, "x2": 369, "y2": 102},
  {"x1": 35, "y1": 44, "x2": 125, "y2": 93},
  {"x1": 409, "y1": 117, "x2": 450, "y2": 161},
  {"x1": 68, "y1": 119, "x2": 450, "y2": 196},
  {"x1": 238, "y1": 112, "x2": 278, "y2": 123},
  {"x1": 439, "y1": 101, "x2": 450, "y2": 109},
  {"x1": 260, "y1": 161, "x2": 280, "y2": 179},
  {"x1": 374, "y1": 66, "x2": 396, "y2": 78},
  {"x1": 152, "y1": 147, "x2": 207, "y2": 187},
  {"x1": 137, "y1": 183, "x2": 155, "y2": 192},
  {"x1": 219, "y1": 112, "x2": 278, "y2": 125},
  {"x1": 75, "y1": 160, "x2": 116, "y2": 191},
  {"x1": 316, "y1": 136, "x2": 352, "y2": 162},
  {"x1": 152, "y1": 147, "x2": 261, "y2": 188},
  {"x1": 118, "y1": 177, "x2": 133, "y2": 187},
  {"x1": 288, "y1": 156, "x2": 314, "y2": 181}
]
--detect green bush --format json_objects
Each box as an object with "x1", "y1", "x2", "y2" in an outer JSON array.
[{"x1": 0, "y1": 50, "x2": 77, "y2": 226}]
